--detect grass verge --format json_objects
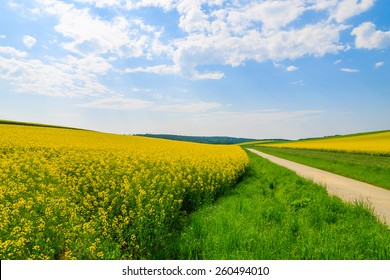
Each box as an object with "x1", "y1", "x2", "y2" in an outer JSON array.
[
  {"x1": 253, "y1": 146, "x2": 390, "y2": 191},
  {"x1": 160, "y1": 150, "x2": 390, "y2": 260}
]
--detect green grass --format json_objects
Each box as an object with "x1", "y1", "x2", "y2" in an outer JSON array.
[
  {"x1": 159, "y1": 151, "x2": 390, "y2": 260},
  {"x1": 252, "y1": 146, "x2": 390, "y2": 191}
]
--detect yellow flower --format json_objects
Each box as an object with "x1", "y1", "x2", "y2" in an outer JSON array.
[
  {"x1": 0, "y1": 123, "x2": 249, "y2": 260},
  {"x1": 261, "y1": 131, "x2": 390, "y2": 155}
]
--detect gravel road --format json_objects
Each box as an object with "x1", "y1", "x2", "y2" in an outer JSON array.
[{"x1": 247, "y1": 148, "x2": 390, "y2": 228}]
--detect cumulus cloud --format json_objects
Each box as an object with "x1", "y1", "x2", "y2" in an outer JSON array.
[
  {"x1": 0, "y1": 46, "x2": 28, "y2": 58},
  {"x1": 23, "y1": 35, "x2": 37, "y2": 48},
  {"x1": 35, "y1": 0, "x2": 169, "y2": 59},
  {"x1": 242, "y1": 1, "x2": 306, "y2": 31},
  {"x1": 3, "y1": 0, "x2": 382, "y2": 86},
  {"x1": 0, "y1": 52, "x2": 112, "y2": 97},
  {"x1": 45, "y1": 0, "x2": 350, "y2": 80},
  {"x1": 172, "y1": 21, "x2": 346, "y2": 78},
  {"x1": 332, "y1": 0, "x2": 374, "y2": 23},
  {"x1": 74, "y1": 0, "x2": 177, "y2": 10},
  {"x1": 352, "y1": 22, "x2": 390, "y2": 49}
]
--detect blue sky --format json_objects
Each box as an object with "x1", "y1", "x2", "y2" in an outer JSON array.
[{"x1": 0, "y1": 0, "x2": 389, "y2": 139}]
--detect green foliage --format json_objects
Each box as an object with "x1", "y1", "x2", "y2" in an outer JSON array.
[{"x1": 162, "y1": 151, "x2": 390, "y2": 260}]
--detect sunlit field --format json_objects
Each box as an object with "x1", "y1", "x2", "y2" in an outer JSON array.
[
  {"x1": 167, "y1": 151, "x2": 390, "y2": 260},
  {"x1": 260, "y1": 131, "x2": 390, "y2": 155},
  {"x1": 0, "y1": 124, "x2": 249, "y2": 260},
  {"x1": 255, "y1": 131, "x2": 390, "y2": 190}
]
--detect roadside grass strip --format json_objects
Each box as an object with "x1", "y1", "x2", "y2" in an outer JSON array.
[
  {"x1": 253, "y1": 147, "x2": 390, "y2": 191},
  {"x1": 165, "y1": 151, "x2": 390, "y2": 260}
]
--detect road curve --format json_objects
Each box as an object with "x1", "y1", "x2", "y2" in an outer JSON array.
[{"x1": 247, "y1": 148, "x2": 390, "y2": 228}]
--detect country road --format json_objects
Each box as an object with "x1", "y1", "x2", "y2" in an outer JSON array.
[{"x1": 247, "y1": 148, "x2": 390, "y2": 228}]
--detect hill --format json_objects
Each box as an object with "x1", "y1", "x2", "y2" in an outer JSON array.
[
  {"x1": 259, "y1": 130, "x2": 390, "y2": 155},
  {"x1": 136, "y1": 134, "x2": 260, "y2": 145},
  {"x1": 0, "y1": 119, "x2": 88, "y2": 131}
]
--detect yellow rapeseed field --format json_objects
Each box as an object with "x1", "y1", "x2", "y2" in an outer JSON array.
[
  {"x1": 260, "y1": 131, "x2": 390, "y2": 155},
  {"x1": 0, "y1": 124, "x2": 250, "y2": 259}
]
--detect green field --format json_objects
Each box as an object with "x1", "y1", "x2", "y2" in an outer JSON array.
[
  {"x1": 252, "y1": 146, "x2": 390, "y2": 191},
  {"x1": 2, "y1": 122, "x2": 390, "y2": 260},
  {"x1": 161, "y1": 151, "x2": 390, "y2": 259}
]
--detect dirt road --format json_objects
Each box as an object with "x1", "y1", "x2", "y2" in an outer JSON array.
[{"x1": 247, "y1": 148, "x2": 390, "y2": 228}]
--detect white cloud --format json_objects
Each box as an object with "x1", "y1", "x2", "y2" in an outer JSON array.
[
  {"x1": 22, "y1": 35, "x2": 37, "y2": 48},
  {"x1": 340, "y1": 68, "x2": 359, "y2": 73},
  {"x1": 56, "y1": 12, "x2": 144, "y2": 57},
  {"x1": 131, "y1": 87, "x2": 152, "y2": 93},
  {"x1": 64, "y1": 55, "x2": 112, "y2": 74},
  {"x1": 115, "y1": 0, "x2": 349, "y2": 79},
  {"x1": 77, "y1": 96, "x2": 154, "y2": 110},
  {"x1": 332, "y1": 0, "x2": 374, "y2": 23},
  {"x1": 0, "y1": 53, "x2": 112, "y2": 97},
  {"x1": 243, "y1": 1, "x2": 306, "y2": 31},
  {"x1": 176, "y1": 0, "x2": 305, "y2": 34},
  {"x1": 134, "y1": 0, "x2": 177, "y2": 11},
  {"x1": 191, "y1": 71, "x2": 225, "y2": 80},
  {"x1": 73, "y1": 0, "x2": 125, "y2": 8},
  {"x1": 35, "y1": 0, "x2": 168, "y2": 59},
  {"x1": 27, "y1": 0, "x2": 351, "y2": 81},
  {"x1": 0, "y1": 46, "x2": 28, "y2": 58},
  {"x1": 0, "y1": 34, "x2": 6, "y2": 39},
  {"x1": 165, "y1": 21, "x2": 347, "y2": 79},
  {"x1": 77, "y1": 95, "x2": 223, "y2": 113},
  {"x1": 125, "y1": 64, "x2": 180, "y2": 75},
  {"x1": 177, "y1": 0, "x2": 211, "y2": 33},
  {"x1": 7, "y1": 1, "x2": 41, "y2": 19},
  {"x1": 286, "y1": 65, "x2": 299, "y2": 72},
  {"x1": 155, "y1": 100, "x2": 223, "y2": 113},
  {"x1": 309, "y1": 0, "x2": 338, "y2": 11},
  {"x1": 352, "y1": 22, "x2": 390, "y2": 49},
  {"x1": 375, "y1": 62, "x2": 384, "y2": 68},
  {"x1": 5, "y1": 0, "x2": 376, "y2": 83},
  {"x1": 74, "y1": 0, "x2": 177, "y2": 10},
  {"x1": 292, "y1": 80, "x2": 305, "y2": 86}
]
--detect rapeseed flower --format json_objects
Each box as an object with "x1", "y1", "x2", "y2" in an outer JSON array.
[{"x1": 0, "y1": 124, "x2": 249, "y2": 259}]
